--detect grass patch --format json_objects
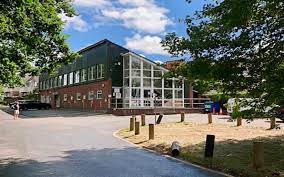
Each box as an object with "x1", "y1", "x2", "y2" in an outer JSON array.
[{"x1": 117, "y1": 122, "x2": 284, "y2": 177}]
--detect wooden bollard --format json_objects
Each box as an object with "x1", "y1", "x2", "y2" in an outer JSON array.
[
  {"x1": 141, "y1": 114, "x2": 146, "y2": 126},
  {"x1": 181, "y1": 112, "x2": 185, "y2": 122},
  {"x1": 237, "y1": 117, "x2": 242, "y2": 126},
  {"x1": 135, "y1": 121, "x2": 140, "y2": 135},
  {"x1": 270, "y1": 117, "x2": 276, "y2": 129},
  {"x1": 205, "y1": 134, "x2": 215, "y2": 158},
  {"x1": 171, "y1": 141, "x2": 181, "y2": 157},
  {"x1": 156, "y1": 114, "x2": 163, "y2": 124},
  {"x1": 129, "y1": 118, "x2": 134, "y2": 131},
  {"x1": 149, "y1": 124, "x2": 154, "y2": 140},
  {"x1": 253, "y1": 141, "x2": 264, "y2": 169},
  {"x1": 208, "y1": 113, "x2": 212, "y2": 124}
]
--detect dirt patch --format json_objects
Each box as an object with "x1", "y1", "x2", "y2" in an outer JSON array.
[{"x1": 117, "y1": 122, "x2": 284, "y2": 177}]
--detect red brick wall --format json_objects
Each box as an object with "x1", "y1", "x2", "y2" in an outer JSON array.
[{"x1": 40, "y1": 80, "x2": 112, "y2": 110}]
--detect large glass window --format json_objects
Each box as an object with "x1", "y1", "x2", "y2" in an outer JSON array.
[
  {"x1": 132, "y1": 78, "x2": 141, "y2": 87},
  {"x1": 175, "y1": 80, "x2": 183, "y2": 89},
  {"x1": 81, "y1": 69, "x2": 87, "y2": 82},
  {"x1": 175, "y1": 90, "x2": 183, "y2": 98},
  {"x1": 58, "y1": 75, "x2": 62, "y2": 87},
  {"x1": 75, "y1": 71, "x2": 80, "y2": 83},
  {"x1": 164, "y1": 79, "x2": 173, "y2": 88},
  {"x1": 164, "y1": 90, "x2": 173, "y2": 99},
  {"x1": 88, "y1": 67, "x2": 93, "y2": 80},
  {"x1": 131, "y1": 57, "x2": 141, "y2": 69},
  {"x1": 143, "y1": 61, "x2": 151, "y2": 70},
  {"x1": 97, "y1": 64, "x2": 104, "y2": 79},
  {"x1": 131, "y1": 89, "x2": 140, "y2": 98},
  {"x1": 143, "y1": 70, "x2": 151, "y2": 77},
  {"x1": 69, "y1": 72, "x2": 73, "y2": 85},
  {"x1": 154, "y1": 79, "x2": 162, "y2": 88},
  {"x1": 131, "y1": 70, "x2": 141, "y2": 77},
  {"x1": 154, "y1": 70, "x2": 162, "y2": 78},
  {"x1": 143, "y1": 78, "x2": 151, "y2": 87},
  {"x1": 54, "y1": 77, "x2": 58, "y2": 87},
  {"x1": 63, "y1": 74, "x2": 68, "y2": 86}
]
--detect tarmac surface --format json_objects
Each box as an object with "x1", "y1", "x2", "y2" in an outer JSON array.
[{"x1": 0, "y1": 109, "x2": 227, "y2": 177}]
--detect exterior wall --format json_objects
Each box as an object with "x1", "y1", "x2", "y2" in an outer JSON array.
[{"x1": 40, "y1": 80, "x2": 112, "y2": 110}]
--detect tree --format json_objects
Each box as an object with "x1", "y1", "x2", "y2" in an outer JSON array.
[
  {"x1": 162, "y1": 0, "x2": 284, "y2": 117},
  {"x1": 0, "y1": 0, "x2": 78, "y2": 87}
]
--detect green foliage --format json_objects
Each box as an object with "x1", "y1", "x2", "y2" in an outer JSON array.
[
  {"x1": 0, "y1": 0, "x2": 78, "y2": 87},
  {"x1": 162, "y1": 0, "x2": 284, "y2": 118}
]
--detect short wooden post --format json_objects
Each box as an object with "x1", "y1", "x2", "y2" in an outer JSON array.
[
  {"x1": 130, "y1": 118, "x2": 135, "y2": 131},
  {"x1": 171, "y1": 141, "x2": 181, "y2": 157},
  {"x1": 208, "y1": 113, "x2": 212, "y2": 124},
  {"x1": 135, "y1": 121, "x2": 140, "y2": 135},
  {"x1": 253, "y1": 141, "x2": 264, "y2": 169},
  {"x1": 205, "y1": 134, "x2": 215, "y2": 158},
  {"x1": 141, "y1": 114, "x2": 146, "y2": 126},
  {"x1": 181, "y1": 112, "x2": 185, "y2": 122},
  {"x1": 270, "y1": 117, "x2": 276, "y2": 129},
  {"x1": 237, "y1": 117, "x2": 242, "y2": 126},
  {"x1": 149, "y1": 124, "x2": 154, "y2": 140}
]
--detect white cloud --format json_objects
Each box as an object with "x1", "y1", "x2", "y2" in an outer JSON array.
[
  {"x1": 125, "y1": 34, "x2": 169, "y2": 55},
  {"x1": 59, "y1": 14, "x2": 89, "y2": 32},
  {"x1": 101, "y1": 4, "x2": 171, "y2": 34},
  {"x1": 118, "y1": 0, "x2": 154, "y2": 6},
  {"x1": 73, "y1": 0, "x2": 111, "y2": 7}
]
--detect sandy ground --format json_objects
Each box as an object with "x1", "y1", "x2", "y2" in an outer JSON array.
[{"x1": 118, "y1": 121, "x2": 284, "y2": 148}]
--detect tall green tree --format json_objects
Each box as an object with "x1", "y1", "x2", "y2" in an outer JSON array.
[
  {"x1": 0, "y1": 0, "x2": 78, "y2": 87},
  {"x1": 162, "y1": 0, "x2": 284, "y2": 117}
]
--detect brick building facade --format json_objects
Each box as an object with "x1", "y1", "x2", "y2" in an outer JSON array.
[{"x1": 39, "y1": 39, "x2": 195, "y2": 114}]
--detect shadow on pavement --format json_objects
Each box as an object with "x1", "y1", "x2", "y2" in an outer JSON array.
[
  {"x1": 0, "y1": 107, "x2": 108, "y2": 119},
  {"x1": 0, "y1": 147, "x2": 224, "y2": 177}
]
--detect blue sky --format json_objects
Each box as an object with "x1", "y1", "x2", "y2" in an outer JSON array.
[{"x1": 61, "y1": 0, "x2": 205, "y2": 62}]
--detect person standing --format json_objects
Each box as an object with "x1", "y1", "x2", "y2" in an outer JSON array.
[{"x1": 14, "y1": 101, "x2": 20, "y2": 120}]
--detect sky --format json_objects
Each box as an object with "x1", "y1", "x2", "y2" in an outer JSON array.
[{"x1": 62, "y1": 0, "x2": 205, "y2": 63}]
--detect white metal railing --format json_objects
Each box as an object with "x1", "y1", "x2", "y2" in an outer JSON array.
[{"x1": 110, "y1": 98, "x2": 211, "y2": 109}]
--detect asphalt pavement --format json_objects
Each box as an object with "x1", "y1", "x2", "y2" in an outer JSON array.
[{"x1": 0, "y1": 109, "x2": 226, "y2": 177}]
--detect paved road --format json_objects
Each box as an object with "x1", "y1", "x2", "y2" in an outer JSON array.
[{"x1": 0, "y1": 109, "x2": 225, "y2": 177}]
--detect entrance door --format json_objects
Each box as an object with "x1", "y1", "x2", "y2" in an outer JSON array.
[{"x1": 54, "y1": 94, "x2": 60, "y2": 108}]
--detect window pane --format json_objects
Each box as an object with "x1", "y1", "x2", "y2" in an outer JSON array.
[
  {"x1": 123, "y1": 87, "x2": 130, "y2": 98},
  {"x1": 164, "y1": 79, "x2": 173, "y2": 88},
  {"x1": 131, "y1": 70, "x2": 140, "y2": 77},
  {"x1": 153, "y1": 79, "x2": 162, "y2": 88},
  {"x1": 131, "y1": 88, "x2": 140, "y2": 98},
  {"x1": 92, "y1": 66, "x2": 96, "y2": 79},
  {"x1": 124, "y1": 78, "x2": 129, "y2": 87},
  {"x1": 124, "y1": 55, "x2": 129, "y2": 69},
  {"x1": 101, "y1": 64, "x2": 105, "y2": 78},
  {"x1": 175, "y1": 80, "x2": 183, "y2": 88},
  {"x1": 75, "y1": 71, "x2": 80, "y2": 83},
  {"x1": 175, "y1": 90, "x2": 183, "y2": 98},
  {"x1": 76, "y1": 93, "x2": 81, "y2": 100},
  {"x1": 164, "y1": 90, "x2": 173, "y2": 99},
  {"x1": 143, "y1": 78, "x2": 151, "y2": 87},
  {"x1": 154, "y1": 70, "x2": 162, "y2": 78},
  {"x1": 63, "y1": 74, "x2": 68, "y2": 86},
  {"x1": 88, "y1": 67, "x2": 92, "y2": 80},
  {"x1": 124, "y1": 70, "x2": 129, "y2": 77},
  {"x1": 97, "y1": 90, "x2": 103, "y2": 99},
  {"x1": 69, "y1": 73, "x2": 73, "y2": 85},
  {"x1": 143, "y1": 62, "x2": 151, "y2": 70},
  {"x1": 132, "y1": 78, "x2": 141, "y2": 87},
  {"x1": 131, "y1": 57, "x2": 141, "y2": 69},
  {"x1": 81, "y1": 69, "x2": 86, "y2": 82},
  {"x1": 143, "y1": 70, "x2": 151, "y2": 77},
  {"x1": 153, "y1": 89, "x2": 162, "y2": 99},
  {"x1": 143, "y1": 89, "x2": 151, "y2": 98}
]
